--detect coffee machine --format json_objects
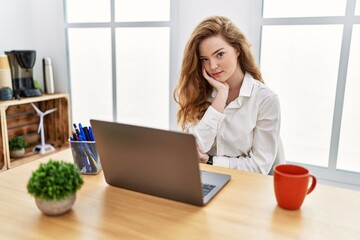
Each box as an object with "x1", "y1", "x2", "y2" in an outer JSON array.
[{"x1": 5, "y1": 50, "x2": 42, "y2": 99}]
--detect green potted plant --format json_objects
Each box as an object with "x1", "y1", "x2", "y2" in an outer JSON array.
[
  {"x1": 27, "y1": 159, "x2": 84, "y2": 216},
  {"x1": 9, "y1": 136, "x2": 28, "y2": 158}
]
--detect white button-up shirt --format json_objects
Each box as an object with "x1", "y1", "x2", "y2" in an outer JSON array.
[{"x1": 188, "y1": 72, "x2": 281, "y2": 174}]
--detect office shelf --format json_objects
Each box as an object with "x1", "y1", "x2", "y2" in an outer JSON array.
[{"x1": 0, "y1": 93, "x2": 71, "y2": 170}]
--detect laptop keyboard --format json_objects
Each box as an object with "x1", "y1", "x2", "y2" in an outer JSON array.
[{"x1": 202, "y1": 183, "x2": 216, "y2": 197}]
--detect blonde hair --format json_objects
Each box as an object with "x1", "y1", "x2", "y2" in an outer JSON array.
[{"x1": 173, "y1": 16, "x2": 263, "y2": 130}]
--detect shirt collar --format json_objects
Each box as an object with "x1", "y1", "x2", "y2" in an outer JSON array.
[{"x1": 239, "y1": 72, "x2": 254, "y2": 98}]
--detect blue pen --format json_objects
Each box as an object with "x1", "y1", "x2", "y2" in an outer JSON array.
[
  {"x1": 88, "y1": 126, "x2": 95, "y2": 141},
  {"x1": 77, "y1": 132, "x2": 97, "y2": 159},
  {"x1": 84, "y1": 142, "x2": 97, "y2": 162},
  {"x1": 78, "y1": 134, "x2": 86, "y2": 141},
  {"x1": 83, "y1": 127, "x2": 91, "y2": 141},
  {"x1": 78, "y1": 141, "x2": 91, "y2": 172},
  {"x1": 83, "y1": 144, "x2": 98, "y2": 169},
  {"x1": 78, "y1": 123, "x2": 87, "y2": 141}
]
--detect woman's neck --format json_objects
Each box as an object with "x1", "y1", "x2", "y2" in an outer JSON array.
[{"x1": 226, "y1": 65, "x2": 244, "y2": 104}]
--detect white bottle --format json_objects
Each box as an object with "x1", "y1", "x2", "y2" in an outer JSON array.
[{"x1": 43, "y1": 57, "x2": 55, "y2": 94}]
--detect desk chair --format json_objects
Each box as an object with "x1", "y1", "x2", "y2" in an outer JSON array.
[{"x1": 269, "y1": 137, "x2": 285, "y2": 175}]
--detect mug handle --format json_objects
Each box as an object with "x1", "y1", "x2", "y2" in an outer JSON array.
[{"x1": 306, "y1": 174, "x2": 317, "y2": 195}]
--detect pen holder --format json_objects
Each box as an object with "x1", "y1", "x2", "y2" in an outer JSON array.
[{"x1": 70, "y1": 140, "x2": 102, "y2": 175}]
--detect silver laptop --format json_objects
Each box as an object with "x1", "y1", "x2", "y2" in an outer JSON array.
[{"x1": 90, "y1": 119, "x2": 231, "y2": 206}]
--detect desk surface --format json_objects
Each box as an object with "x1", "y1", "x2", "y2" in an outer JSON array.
[{"x1": 1, "y1": 149, "x2": 359, "y2": 239}]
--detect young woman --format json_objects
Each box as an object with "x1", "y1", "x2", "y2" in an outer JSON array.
[{"x1": 173, "y1": 16, "x2": 282, "y2": 174}]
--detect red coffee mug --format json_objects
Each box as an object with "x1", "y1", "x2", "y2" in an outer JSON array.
[{"x1": 274, "y1": 164, "x2": 317, "y2": 210}]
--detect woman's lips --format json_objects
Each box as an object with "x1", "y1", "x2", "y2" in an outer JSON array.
[{"x1": 212, "y1": 71, "x2": 222, "y2": 77}]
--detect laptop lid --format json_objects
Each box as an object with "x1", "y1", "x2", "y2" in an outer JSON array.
[{"x1": 90, "y1": 119, "x2": 231, "y2": 206}]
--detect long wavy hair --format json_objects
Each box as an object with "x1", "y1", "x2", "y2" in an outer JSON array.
[{"x1": 173, "y1": 16, "x2": 263, "y2": 130}]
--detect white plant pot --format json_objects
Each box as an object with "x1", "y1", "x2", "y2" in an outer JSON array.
[
  {"x1": 35, "y1": 194, "x2": 76, "y2": 216},
  {"x1": 10, "y1": 148, "x2": 25, "y2": 158}
]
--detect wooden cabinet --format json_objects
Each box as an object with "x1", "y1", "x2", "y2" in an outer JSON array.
[{"x1": 0, "y1": 93, "x2": 71, "y2": 171}]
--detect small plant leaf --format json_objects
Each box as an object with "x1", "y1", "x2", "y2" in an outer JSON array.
[{"x1": 27, "y1": 159, "x2": 84, "y2": 201}]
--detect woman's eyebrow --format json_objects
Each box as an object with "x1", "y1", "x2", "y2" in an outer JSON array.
[
  {"x1": 211, "y1": 48, "x2": 225, "y2": 56},
  {"x1": 199, "y1": 48, "x2": 225, "y2": 58}
]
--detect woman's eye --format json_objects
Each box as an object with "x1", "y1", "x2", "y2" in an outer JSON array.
[
  {"x1": 200, "y1": 58, "x2": 208, "y2": 62},
  {"x1": 217, "y1": 52, "x2": 225, "y2": 58}
]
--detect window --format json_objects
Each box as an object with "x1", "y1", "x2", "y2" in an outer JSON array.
[
  {"x1": 115, "y1": 27, "x2": 169, "y2": 128},
  {"x1": 67, "y1": 28, "x2": 113, "y2": 124},
  {"x1": 65, "y1": 0, "x2": 170, "y2": 129},
  {"x1": 263, "y1": 0, "x2": 347, "y2": 18},
  {"x1": 115, "y1": 0, "x2": 169, "y2": 22},
  {"x1": 66, "y1": 0, "x2": 110, "y2": 23},
  {"x1": 261, "y1": 25, "x2": 342, "y2": 167},
  {"x1": 259, "y1": 0, "x2": 360, "y2": 189},
  {"x1": 337, "y1": 24, "x2": 360, "y2": 172}
]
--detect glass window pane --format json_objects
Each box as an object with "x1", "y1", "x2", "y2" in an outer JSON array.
[
  {"x1": 116, "y1": 27, "x2": 169, "y2": 129},
  {"x1": 260, "y1": 25, "x2": 343, "y2": 167},
  {"x1": 356, "y1": 0, "x2": 360, "y2": 15},
  {"x1": 66, "y1": 0, "x2": 110, "y2": 23},
  {"x1": 263, "y1": 0, "x2": 347, "y2": 18},
  {"x1": 68, "y1": 28, "x2": 113, "y2": 126},
  {"x1": 115, "y1": 0, "x2": 170, "y2": 22},
  {"x1": 337, "y1": 25, "x2": 360, "y2": 172}
]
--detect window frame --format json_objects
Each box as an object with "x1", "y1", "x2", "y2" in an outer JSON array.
[
  {"x1": 254, "y1": 0, "x2": 360, "y2": 190},
  {"x1": 64, "y1": 0, "x2": 173, "y2": 128}
]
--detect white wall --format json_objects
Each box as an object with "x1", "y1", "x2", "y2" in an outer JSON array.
[
  {"x1": 0, "y1": 0, "x2": 68, "y2": 93},
  {"x1": 177, "y1": 0, "x2": 254, "y2": 52}
]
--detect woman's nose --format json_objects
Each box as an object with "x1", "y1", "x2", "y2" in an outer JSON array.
[{"x1": 210, "y1": 59, "x2": 219, "y2": 70}]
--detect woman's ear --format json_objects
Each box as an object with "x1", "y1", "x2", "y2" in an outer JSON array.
[{"x1": 236, "y1": 48, "x2": 240, "y2": 57}]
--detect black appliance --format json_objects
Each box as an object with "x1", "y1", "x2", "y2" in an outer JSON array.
[{"x1": 5, "y1": 50, "x2": 42, "y2": 98}]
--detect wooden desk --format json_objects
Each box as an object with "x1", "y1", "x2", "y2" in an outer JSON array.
[{"x1": 1, "y1": 148, "x2": 359, "y2": 239}]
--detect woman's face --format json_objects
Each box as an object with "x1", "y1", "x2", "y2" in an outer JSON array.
[{"x1": 198, "y1": 35, "x2": 240, "y2": 83}]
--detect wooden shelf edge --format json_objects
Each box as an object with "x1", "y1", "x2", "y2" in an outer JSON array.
[
  {"x1": 8, "y1": 146, "x2": 71, "y2": 169},
  {"x1": 0, "y1": 93, "x2": 69, "y2": 107}
]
